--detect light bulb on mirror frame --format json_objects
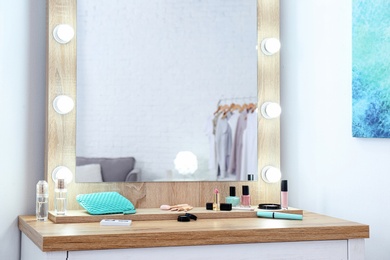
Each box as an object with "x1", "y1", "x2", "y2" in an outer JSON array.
[
  {"x1": 261, "y1": 102, "x2": 281, "y2": 119},
  {"x1": 53, "y1": 95, "x2": 74, "y2": 115},
  {"x1": 51, "y1": 166, "x2": 73, "y2": 184},
  {"x1": 53, "y1": 24, "x2": 75, "y2": 44},
  {"x1": 261, "y1": 166, "x2": 282, "y2": 183},
  {"x1": 260, "y1": 37, "x2": 281, "y2": 56}
]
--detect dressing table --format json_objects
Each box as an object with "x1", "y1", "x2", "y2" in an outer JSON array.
[
  {"x1": 20, "y1": 209, "x2": 368, "y2": 260},
  {"x1": 19, "y1": 0, "x2": 369, "y2": 259}
]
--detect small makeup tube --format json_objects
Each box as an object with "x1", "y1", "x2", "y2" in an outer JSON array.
[
  {"x1": 281, "y1": 180, "x2": 288, "y2": 210},
  {"x1": 257, "y1": 211, "x2": 303, "y2": 220}
]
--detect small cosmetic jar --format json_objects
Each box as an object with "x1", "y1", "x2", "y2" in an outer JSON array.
[
  {"x1": 258, "y1": 203, "x2": 281, "y2": 210},
  {"x1": 206, "y1": 202, "x2": 213, "y2": 210},
  {"x1": 220, "y1": 203, "x2": 232, "y2": 211},
  {"x1": 177, "y1": 215, "x2": 190, "y2": 222}
]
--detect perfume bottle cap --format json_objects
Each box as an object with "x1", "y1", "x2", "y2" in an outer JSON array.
[
  {"x1": 229, "y1": 186, "x2": 236, "y2": 196},
  {"x1": 281, "y1": 180, "x2": 288, "y2": 192},
  {"x1": 36, "y1": 180, "x2": 48, "y2": 195},
  {"x1": 242, "y1": 185, "x2": 249, "y2": 196},
  {"x1": 57, "y1": 179, "x2": 65, "y2": 189}
]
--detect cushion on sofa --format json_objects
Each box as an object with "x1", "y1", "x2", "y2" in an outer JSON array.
[
  {"x1": 76, "y1": 157, "x2": 136, "y2": 182},
  {"x1": 75, "y1": 164, "x2": 103, "y2": 182}
]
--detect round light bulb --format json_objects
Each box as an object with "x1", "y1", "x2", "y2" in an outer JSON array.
[
  {"x1": 53, "y1": 95, "x2": 74, "y2": 114},
  {"x1": 174, "y1": 151, "x2": 198, "y2": 175},
  {"x1": 261, "y1": 102, "x2": 282, "y2": 119},
  {"x1": 53, "y1": 24, "x2": 75, "y2": 44},
  {"x1": 52, "y1": 166, "x2": 73, "y2": 184},
  {"x1": 262, "y1": 166, "x2": 282, "y2": 183},
  {"x1": 261, "y1": 38, "x2": 281, "y2": 55}
]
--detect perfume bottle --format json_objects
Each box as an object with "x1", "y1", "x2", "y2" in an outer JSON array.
[
  {"x1": 241, "y1": 185, "x2": 251, "y2": 207},
  {"x1": 36, "y1": 180, "x2": 49, "y2": 221},
  {"x1": 55, "y1": 179, "x2": 67, "y2": 215},
  {"x1": 225, "y1": 186, "x2": 240, "y2": 207}
]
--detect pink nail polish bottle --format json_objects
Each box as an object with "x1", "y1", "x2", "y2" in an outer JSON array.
[
  {"x1": 281, "y1": 180, "x2": 288, "y2": 210},
  {"x1": 241, "y1": 185, "x2": 251, "y2": 207}
]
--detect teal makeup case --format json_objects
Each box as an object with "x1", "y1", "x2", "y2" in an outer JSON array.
[{"x1": 76, "y1": 192, "x2": 136, "y2": 215}]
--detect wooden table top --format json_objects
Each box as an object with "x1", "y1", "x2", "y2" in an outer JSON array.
[{"x1": 19, "y1": 210, "x2": 369, "y2": 252}]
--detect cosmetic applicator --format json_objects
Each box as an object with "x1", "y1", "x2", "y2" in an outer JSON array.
[{"x1": 160, "y1": 204, "x2": 193, "y2": 211}]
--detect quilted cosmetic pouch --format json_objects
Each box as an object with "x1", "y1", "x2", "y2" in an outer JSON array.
[{"x1": 76, "y1": 192, "x2": 136, "y2": 215}]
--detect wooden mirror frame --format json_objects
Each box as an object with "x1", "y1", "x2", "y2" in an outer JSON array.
[{"x1": 45, "y1": 0, "x2": 280, "y2": 210}]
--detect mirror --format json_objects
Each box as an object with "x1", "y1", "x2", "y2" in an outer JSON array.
[
  {"x1": 76, "y1": 0, "x2": 258, "y2": 182},
  {"x1": 45, "y1": 0, "x2": 280, "y2": 209}
]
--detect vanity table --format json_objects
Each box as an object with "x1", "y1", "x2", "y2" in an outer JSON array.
[
  {"x1": 23, "y1": 1, "x2": 368, "y2": 259},
  {"x1": 19, "y1": 209, "x2": 369, "y2": 260}
]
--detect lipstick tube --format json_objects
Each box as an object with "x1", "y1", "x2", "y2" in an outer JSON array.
[
  {"x1": 213, "y1": 188, "x2": 220, "y2": 211},
  {"x1": 281, "y1": 180, "x2": 288, "y2": 210}
]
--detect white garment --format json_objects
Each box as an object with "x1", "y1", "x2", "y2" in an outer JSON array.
[
  {"x1": 215, "y1": 113, "x2": 232, "y2": 179},
  {"x1": 228, "y1": 111, "x2": 240, "y2": 147},
  {"x1": 244, "y1": 111, "x2": 258, "y2": 180},
  {"x1": 228, "y1": 110, "x2": 247, "y2": 180},
  {"x1": 240, "y1": 127, "x2": 248, "y2": 180},
  {"x1": 227, "y1": 111, "x2": 240, "y2": 175},
  {"x1": 204, "y1": 114, "x2": 216, "y2": 171}
]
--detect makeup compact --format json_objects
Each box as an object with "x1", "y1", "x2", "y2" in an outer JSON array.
[
  {"x1": 258, "y1": 203, "x2": 281, "y2": 210},
  {"x1": 177, "y1": 215, "x2": 190, "y2": 222},
  {"x1": 178, "y1": 213, "x2": 197, "y2": 222},
  {"x1": 185, "y1": 213, "x2": 197, "y2": 221}
]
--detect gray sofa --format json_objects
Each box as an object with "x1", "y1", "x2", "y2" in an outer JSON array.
[{"x1": 76, "y1": 157, "x2": 141, "y2": 182}]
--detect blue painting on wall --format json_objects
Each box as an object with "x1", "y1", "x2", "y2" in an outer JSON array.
[{"x1": 352, "y1": 0, "x2": 390, "y2": 137}]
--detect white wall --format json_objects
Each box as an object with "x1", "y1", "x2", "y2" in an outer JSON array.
[
  {"x1": 281, "y1": 0, "x2": 390, "y2": 259},
  {"x1": 0, "y1": 0, "x2": 46, "y2": 259},
  {"x1": 0, "y1": 0, "x2": 388, "y2": 259}
]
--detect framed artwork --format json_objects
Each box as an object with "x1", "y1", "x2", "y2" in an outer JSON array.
[{"x1": 352, "y1": 0, "x2": 390, "y2": 137}]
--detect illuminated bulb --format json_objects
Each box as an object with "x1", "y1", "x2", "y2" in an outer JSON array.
[
  {"x1": 174, "y1": 151, "x2": 198, "y2": 175},
  {"x1": 262, "y1": 166, "x2": 282, "y2": 183},
  {"x1": 261, "y1": 102, "x2": 282, "y2": 119},
  {"x1": 52, "y1": 166, "x2": 73, "y2": 184},
  {"x1": 53, "y1": 24, "x2": 75, "y2": 44},
  {"x1": 53, "y1": 95, "x2": 74, "y2": 114},
  {"x1": 261, "y1": 38, "x2": 281, "y2": 55}
]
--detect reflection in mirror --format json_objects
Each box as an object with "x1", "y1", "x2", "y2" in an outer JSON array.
[{"x1": 76, "y1": 0, "x2": 258, "y2": 182}]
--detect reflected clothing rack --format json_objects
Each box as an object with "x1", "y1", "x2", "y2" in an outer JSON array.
[{"x1": 207, "y1": 96, "x2": 258, "y2": 181}]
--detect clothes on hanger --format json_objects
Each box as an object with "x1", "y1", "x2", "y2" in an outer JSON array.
[{"x1": 207, "y1": 101, "x2": 258, "y2": 181}]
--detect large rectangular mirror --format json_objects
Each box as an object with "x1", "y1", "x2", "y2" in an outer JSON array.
[
  {"x1": 76, "y1": 0, "x2": 258, "y2": 182},
  {"x1": 45, "y1": 0, "x2": 280, "y2": 209}
]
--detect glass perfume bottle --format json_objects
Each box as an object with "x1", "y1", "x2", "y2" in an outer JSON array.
[
  {"x1": 36, "y1": 180, "x2": 49, "y2": 221},
  {"x1": 55, "y1": 179, "x2": 67, "y2": 215},
  {"x1": 225, "y1": 186, "x2": 240, "y2": 207}
]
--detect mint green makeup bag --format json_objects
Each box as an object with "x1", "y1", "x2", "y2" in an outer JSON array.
[{"x1": 76, "y1": 192, "x2": 136, "y2": 215}]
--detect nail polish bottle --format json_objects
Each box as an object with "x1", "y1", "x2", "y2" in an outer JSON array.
[
  {"x1": 281, "y1": 180, "x2": 288, "y2": 210},
  {"x1": 225, "y1": 186, "x2": 240, "y2": 207},
  {"x1": 36, "y1": 180, "x2": 49, "y2": 221},
  {"x1": 241, "y1": 185, "x2": 251, "y2": 207}
]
